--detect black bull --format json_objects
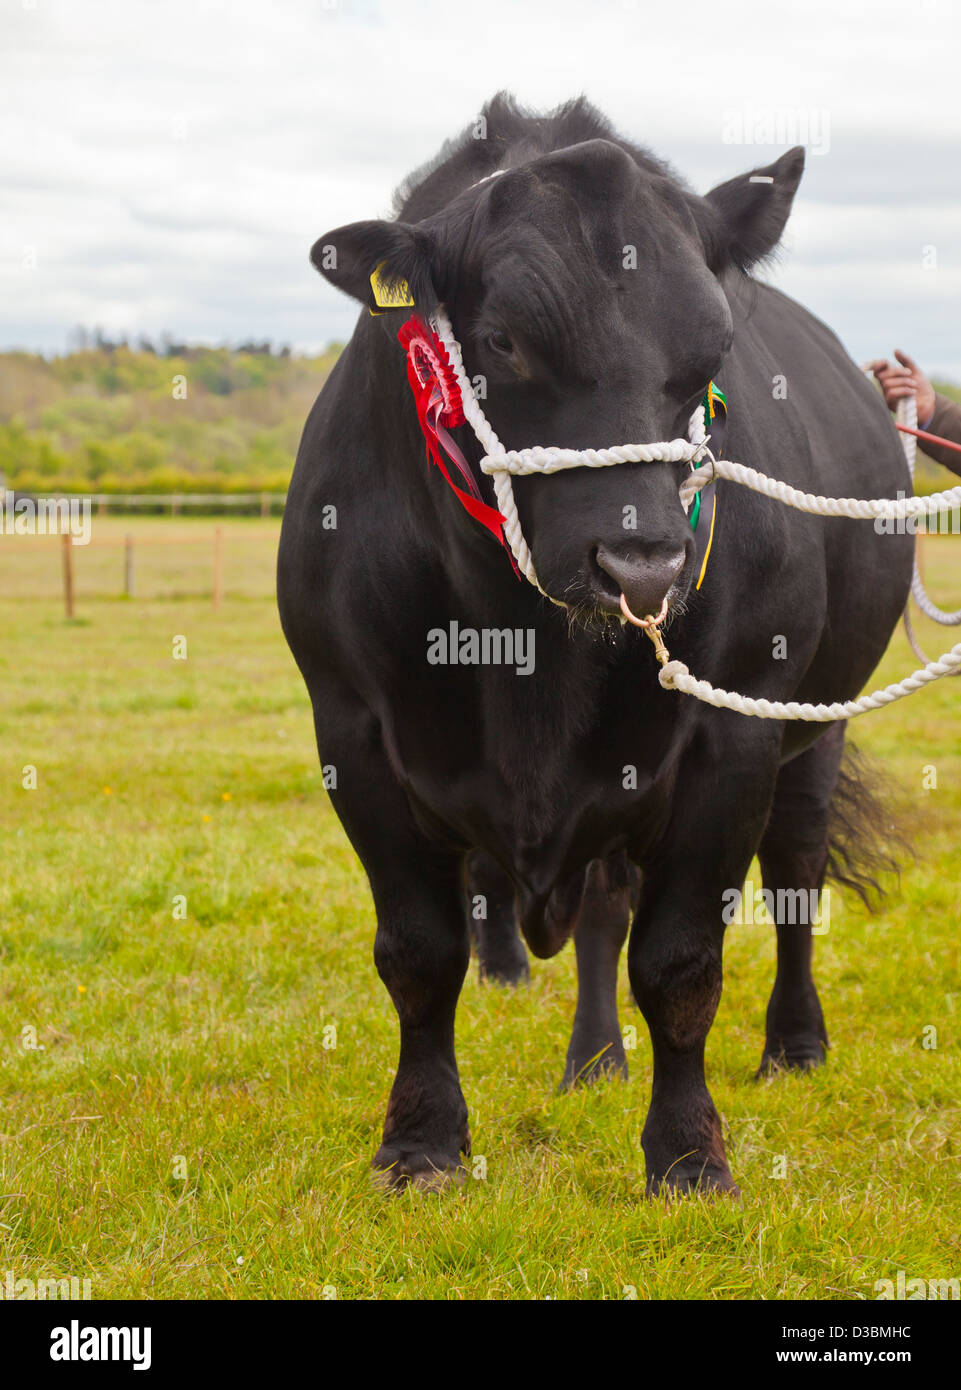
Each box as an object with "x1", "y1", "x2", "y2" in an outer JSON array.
[{"x1": 278, "y1": 97, "x2": 913, "y2": 1194}]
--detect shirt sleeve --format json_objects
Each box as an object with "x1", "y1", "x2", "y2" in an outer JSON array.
[{"x1": 920, "y1": 393, "x2": 961, "y2": 477}]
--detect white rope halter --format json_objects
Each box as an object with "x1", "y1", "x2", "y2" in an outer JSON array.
[
  {"x1": 433, "y1": 309, "x2": 710, "y2": 598},
  {"x1": 432, "y1": 307, "x2": 961, "y2": 721}
]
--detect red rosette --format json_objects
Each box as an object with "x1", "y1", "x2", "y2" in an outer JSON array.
[{"x1": 397, "y1": 315, "x2": 465, "y2": 428}]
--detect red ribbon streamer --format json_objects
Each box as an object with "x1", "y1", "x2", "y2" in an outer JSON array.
[{"x1": 399, "y1": 316, "x2": 518, "y2": 575}]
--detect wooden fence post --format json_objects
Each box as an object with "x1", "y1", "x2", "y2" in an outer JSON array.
[
  {"x1": 62, "y1": 531, "x2": 75, "y2": 619},
  {"x1": 212, "y1": 526, "x2": 224, "y2": 610},
  {"x1": 124, "y1": 534, "x2": 135, "y2": 597}
]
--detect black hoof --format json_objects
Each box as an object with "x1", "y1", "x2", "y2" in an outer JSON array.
[
  {"x1": 559, "y1": 1044, "x2": 628, "y2": 1091},
  {"x1": 372, "y1": 1141, "x2": 469, "y2": 1191},
  {"x1": 647, "y1": 1164, "x2": 740, "y2": 1198},
  {"x1": 478, "y1": 953, "x2": 530, "y2": 987},
  {"x1": 756, "y1": 1042, "x2": 827, "y2": 1078}
]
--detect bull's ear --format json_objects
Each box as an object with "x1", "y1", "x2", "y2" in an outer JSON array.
[
  {"x1": 309, "y1": 219, "x2": 438, "y2": 315},
  {"x1": 702, "y1": 146, "x2": 805, "y2": 271}
]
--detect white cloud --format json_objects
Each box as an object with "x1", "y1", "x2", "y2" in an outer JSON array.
[{"x1": 1, "y1": 0, "x2": 959, "y2": 377}]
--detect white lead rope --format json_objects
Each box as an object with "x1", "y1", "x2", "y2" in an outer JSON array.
[
  {"x1": 663, "y1": 409, "x2": 961, "y2": 718},
  {"x1": 656, "y1": 647, "x2": 961, "y2": 721},
  {"x1": 676, "y1": 454, "x2": 961, "y2": 521},
  {"x1": 894, "y1": 394, "x2": 961, "y2": 673},
  {"x1": 433, "y1": 308, "x2": 961, "y2": 720},
  {"x1": 896, "y1": 395, "x2": 961, "y2": 629}
]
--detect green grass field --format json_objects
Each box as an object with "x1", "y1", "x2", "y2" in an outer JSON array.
[{"x1": 1, "y1": 519, "x2": 959, "y2": 1300}]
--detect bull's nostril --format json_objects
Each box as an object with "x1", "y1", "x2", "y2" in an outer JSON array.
[
  {"x1": 594, "y1": 545, "x2": 686, "y2": 618},
  {"x1": 590, "y1": 547, "x2": 622, "y2": 601}
]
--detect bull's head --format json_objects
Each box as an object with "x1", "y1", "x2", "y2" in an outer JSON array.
[{"x1": 313, "y1": 137, "x2": 804, "y2": 622}]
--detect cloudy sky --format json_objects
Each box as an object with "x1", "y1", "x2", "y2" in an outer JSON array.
[{"x1": 2, "y1": 0, "x2": 960, "y2": 376}]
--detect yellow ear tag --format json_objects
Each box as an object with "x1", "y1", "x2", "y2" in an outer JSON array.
[{"x1": 369, "y1": 261, "x2": 415, "y2": 314}]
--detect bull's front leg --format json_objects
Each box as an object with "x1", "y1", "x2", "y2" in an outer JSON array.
[
  {"x1": 629, "y1": 732, "x2": 781, "y2": 1195},
  {"x1": 629, "y1": 896, "x2": 731, "y2": 1194},
  {"x1": 310, "y1": 697, "x2": 471, "y2": 1189},
  {"x1": 371, "y1": 856, "x2": 471, "y2": 1187}
]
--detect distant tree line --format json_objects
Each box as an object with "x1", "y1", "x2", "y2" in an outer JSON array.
[
  {"x1": 0, "y1": 338, "x2": 342, "y2": 497},
  {"x1": 66, "y1": 326, "x2": 293, "y2": 358}
]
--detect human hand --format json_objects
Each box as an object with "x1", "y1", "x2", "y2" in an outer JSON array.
[{"x1": 862, "y1": 350, "x2": 936, "y2": 426}]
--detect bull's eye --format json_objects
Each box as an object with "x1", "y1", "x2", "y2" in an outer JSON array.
[{"x1": 486, "y1": 329, "x2": 514, "y2": 356}]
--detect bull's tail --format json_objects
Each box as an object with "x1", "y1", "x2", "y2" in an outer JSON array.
[{"x1": 826, "y1": 742, "x2": 912, "y2": 907}]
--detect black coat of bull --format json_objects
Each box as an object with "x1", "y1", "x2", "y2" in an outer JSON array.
[{"x1": 278, "y1": 95, "x2": 913, "y2": 1193}]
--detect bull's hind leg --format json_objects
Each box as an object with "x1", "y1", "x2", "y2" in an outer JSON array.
[
  {"x1": 756, "y1": 725, "x2": 844, "y2": 1074},
  {"x1": 311, "y1": 698, "x2": 471, "y2": 1189},
  {"x1": 466, "y1": 850, "x2": 529, "y2": 985},
  {"x1": 560, "y1": 853, "x2": 639, "y2": 1089}
]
